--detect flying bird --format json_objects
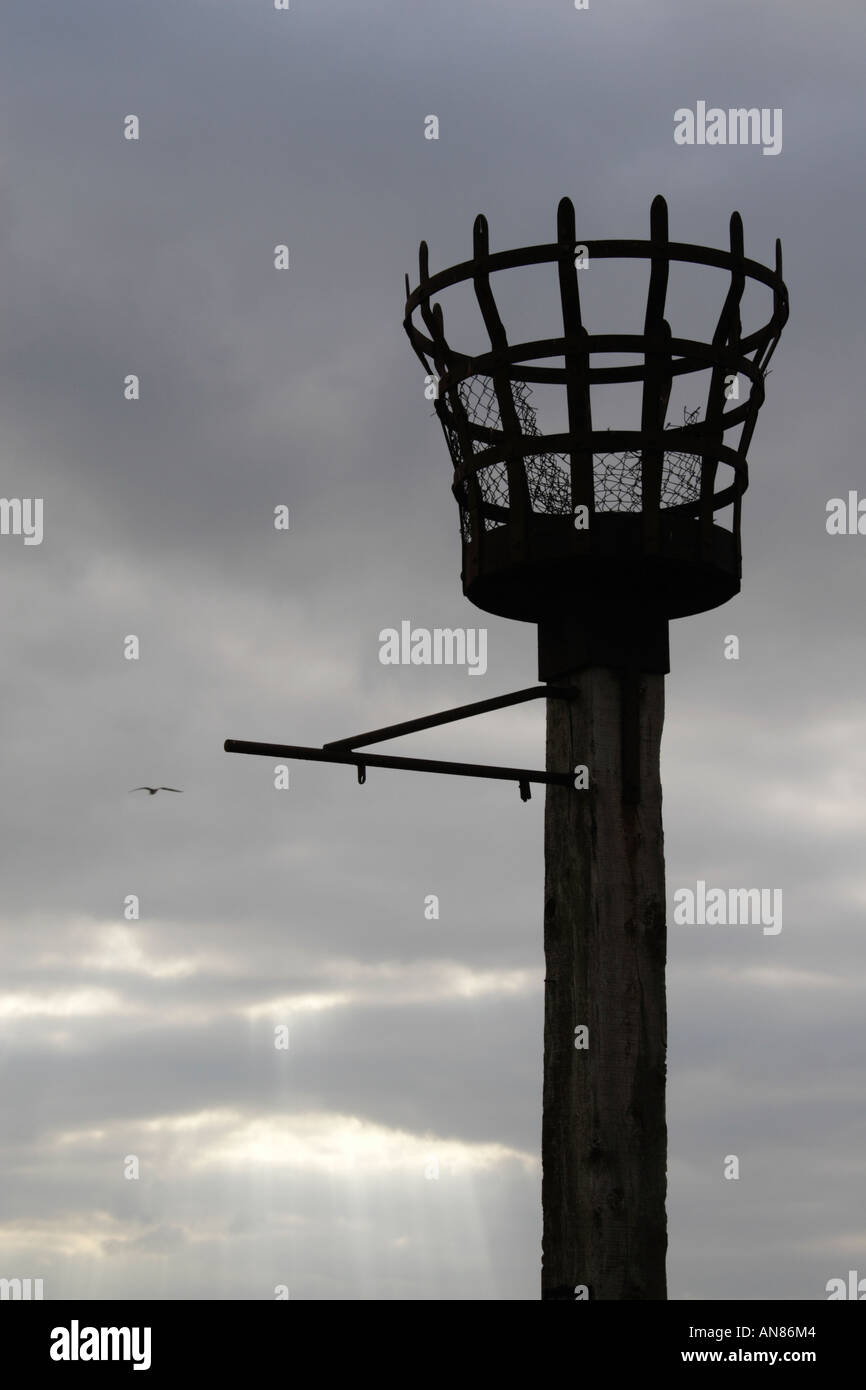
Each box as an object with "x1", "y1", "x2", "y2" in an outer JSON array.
[{"x1": 129, "y1": 787, "x2": 183, "y2": 795}]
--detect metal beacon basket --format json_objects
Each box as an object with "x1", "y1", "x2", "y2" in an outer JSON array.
[{"x1": 403, "y1": 195, "x2": 789, "y2": 680}]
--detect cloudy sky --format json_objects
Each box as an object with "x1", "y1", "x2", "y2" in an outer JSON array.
[{"x1": 1, "y1": 0, "x2": 864, "y2": 1300}]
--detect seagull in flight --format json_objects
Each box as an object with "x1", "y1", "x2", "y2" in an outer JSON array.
[{"x1": 129, "y1": 787, "x2": 184, "y2": 796}]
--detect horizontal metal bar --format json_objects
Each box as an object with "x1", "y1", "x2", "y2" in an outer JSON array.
[
  {"x1": 224, "y1": 739, "x2": 573, "y2": 788},
  {"x1": 323, "y1": 685, "x2": 576, "y2": 751},
  {"x1": 406, "y1": 237, "x2": 786, "y2": 308}
]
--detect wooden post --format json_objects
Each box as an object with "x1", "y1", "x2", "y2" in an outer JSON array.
[{"x1": 541, "y1": 667, "x2": 667, "y2": 1300}]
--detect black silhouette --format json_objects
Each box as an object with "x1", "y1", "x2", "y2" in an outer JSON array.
[{"x1": 129, "y1": 787, "x2": 183, "y2": 795}]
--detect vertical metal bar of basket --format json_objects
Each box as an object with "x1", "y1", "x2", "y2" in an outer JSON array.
[
  {"x1": 556, "y1": 197, "x2": 594, "y2": 540},
  {"x1": 641, "y1": 195, "x2": 672, "y2": 559},
  {"x1": 701, "y1": 212, "x2": 746, "y2": 561},
  {"x1": 417, "y1": 243, "x2": 485, "y2": 583},
  {"x1": 471, "y1": 214, "x2": 532, "y2": 564}
]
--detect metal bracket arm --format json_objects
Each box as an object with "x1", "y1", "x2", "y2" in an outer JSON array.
[{"x1": 224, "y1": 686, "x2": 577, "y2": 799}]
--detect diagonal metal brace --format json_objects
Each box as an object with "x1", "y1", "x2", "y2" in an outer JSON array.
[{"x1": 323, "y1": 685, "x2": 576, "y2": 750}]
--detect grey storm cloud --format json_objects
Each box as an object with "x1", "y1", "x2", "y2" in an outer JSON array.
[{"x1": 0, "y1": 0, "x2": 864, "y2": 1299}]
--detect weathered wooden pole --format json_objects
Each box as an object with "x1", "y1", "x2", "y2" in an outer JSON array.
[{"x1": 542, "y1": 665, "x2": 667, "y2": 1300}]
